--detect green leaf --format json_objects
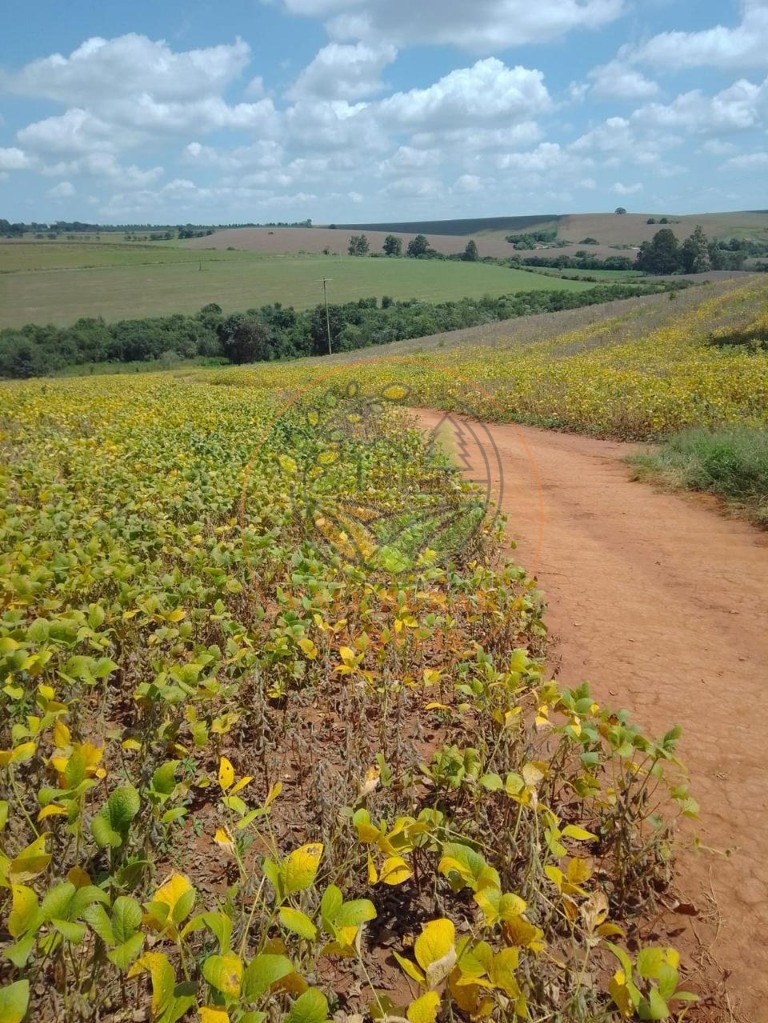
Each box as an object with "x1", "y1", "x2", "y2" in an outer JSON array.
[
  {"x1": 336, "y1": 900, "x2": 377, "y2": 928},
  {"x1": 91, "y1": 784, "x2": 140, "y2": 849},
  {"x1": 319, "y1": 885, "x2": 343, "y2": 931},
  {"x1": 158, "y1": 983, "x2": 196, "y2": 1023},
  {"x1": 0, "y1": 979, "x2": 29, "y2": 1023},
  {"x1": 643, "y1": 988, "x2": 670, "y2": 1021},
  {"x1": 64, "y1": 747, "x2": 87, "y2": 789},
  {"x1": 91, "y1": 814, "x2": 122, "y2": 850},
  {"x1": 83, "y1": 903, "x2": 115, "y2": 945},
  {"x1": 151, "y1": 761, "x2": 178, "y2": 796},
  {"x1": 5, "y1": 933, "x2": 36, "y2": 969},
  {"x1": 52, "y1": 918, "x2": 86, "y2": 944},
  {"x1": 112, "y1": 896, "x2": 142, "y2": 944},
  {"x1": 287, "y1": 988, "x2": 329, "y2": 1023},
  {"x1": 479, "y1": 773, "x2": 503, "y2": 791},
  {"x1": 637, "y1": 948, "x2": 666, "y2": 980},
  {"x1": 69, "y1": 885, "x2": 110, "y2": 918},
  {"x1": 107, "y1": 784, "x2": 141, "y2": 833},
  {"x1": 40, "y1": 882, "x2": 75, "y2": 922},
  {"x1": 243, "y1": 953, "x2": 295, "y2": 1000},
  {"x1": 108, "y1": 932, "x2": 145, "y2": 971},
  {"x1": 279, "y1": 907, "x2": 317, "y2": 941}
]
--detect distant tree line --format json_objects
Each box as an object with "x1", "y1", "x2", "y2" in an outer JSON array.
[
  {"x1": 0, "y1": 280, "x2": 689, "y2": 379},
  {"x1": 347, "y1": 233, "x2": 483, "y2": 262},
  {"x1": 0, "y1": 218, "x2": 314, "y2": 237},
  {"x1": 635, "y1": 226, "x2": 751, "y2": 274},
  {"x1": 511, "y1": 253, "x2": 637, "y2": 272}
]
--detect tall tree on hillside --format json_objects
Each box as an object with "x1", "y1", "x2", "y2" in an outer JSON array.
[
  {"x1": 383, "y1": 234, "x2": 403, "y2": 257},
  {"x1": 462, "y1": 240, "x2": 479, "y2": 262},
  {"x1": 406, "y1": 234, "x2": 431, "y2": 258},
  {"x1": 636, "y1": 228, "x2": 681, "y2": 274},
  {"x1": 348, "y1": 234, "x2": 369, "y2": 256},
  {"x1": 680, "y1": 225, "x2": 711, "y2": 274}
]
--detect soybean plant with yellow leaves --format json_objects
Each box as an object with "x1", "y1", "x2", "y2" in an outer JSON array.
[{"x1": 1, "y1": 363, "x2": 701, "y2": 1021}]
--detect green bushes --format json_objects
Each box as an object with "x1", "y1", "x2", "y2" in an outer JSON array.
[
  {"x1": 632, "y1": 426, "x2": 768, "y2": 525},
  {"x1": 0, "y1": 281, "x2": 688, "y2": 378}
]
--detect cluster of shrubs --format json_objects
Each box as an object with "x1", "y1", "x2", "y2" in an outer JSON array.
[
  {"x1": 511, "y1": 253, "x2": 637, "y2": 272},
  {"x1": 0, "y1": 280, "x2": 689, "y2": 379}
]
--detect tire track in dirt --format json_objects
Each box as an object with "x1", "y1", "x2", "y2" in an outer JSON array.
[{"x1": 414, "y1": 409, "x2": 768, "y2": 1022}]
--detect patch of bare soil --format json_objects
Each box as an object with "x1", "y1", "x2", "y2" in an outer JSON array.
[
  {"x1": 414, "y1": 409, "x2": 768, "y2": 1023},
  {"x1": 182, "y1": 227, "x2": 516, "y2": 259}
]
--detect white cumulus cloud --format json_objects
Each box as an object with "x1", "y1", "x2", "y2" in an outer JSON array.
[
  {"x1": 588, "y1": 61, "x2": 659, "y2": 99},
  {"x1": 379, "y1": 59, "x2": 550, "y2": 130},
  {"x1": 626, "y1": 0, "x2": 768, "y2": 71},
  {"x1": 288, "y1": 42, "x2": 397, "y2": 100},
  {"x1": 275, "y1": 0, "x2": 625, "y2": 52},
  {"x1": 47, "y1": 180, "x2": 75, "y2": 198}
]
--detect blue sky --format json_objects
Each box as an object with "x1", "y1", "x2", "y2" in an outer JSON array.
[{"x1": 1, "y1": 0, "x2": 767, "y2": 224}]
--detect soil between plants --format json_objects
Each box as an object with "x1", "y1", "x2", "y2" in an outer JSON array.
[{"x1": 414, "y1": 409, "x2": 768, "y2": 1023}]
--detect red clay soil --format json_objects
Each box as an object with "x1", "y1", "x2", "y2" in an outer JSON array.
[{"x1": 414, "y1": 410, "x2": 768, "y2": 1023}]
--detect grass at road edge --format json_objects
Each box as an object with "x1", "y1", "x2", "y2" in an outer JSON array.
[{"x1": 630, "y1": 425, "x2": 768, "y2": 527}]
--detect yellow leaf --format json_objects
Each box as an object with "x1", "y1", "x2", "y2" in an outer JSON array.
[
  {"x1": 199, "y1": 1008, "x2": 230, "y2": 1023},
  {"x1": 367, "y1": 854, "x2": 378, "y2": 884},
  {"x1": 122, "y1": 738, "x2": 142, "y2": 752},
  {"x1": 338, "y1": 646, "x2": 357, "y2": 666},
  {"x1": 229, "y1": 775, "x2": 253, "y2": 797},
  {"x1": 360, "y1": 767, "x2": 380, "y2": 798},
  {"x1": 81, "y1": 742, "x2": 104, "y2": 773},
  {"x1": 53, "y1": 719, "x2": 71, "y2": 749},
  {"x1": 264, "y1": 782, "x2": 282, "y2": 808},
  {"x1": 502, "y1": 916, "x2": 545, "y2": 953},
  {"x1": 414, "y1": 919, "x2": 456, "y2": 988},
  {"x1": 283, "y1": 843, "x2": 323, "y2": 894},
  {"x1": 566, "y1": 857, "x2": 593, "y2": 886},
  {"x1": 10, "y1": 833, "x2": 51, "y2": 883},
  {"x1": 9, "y1": 885, "x2": 38, "y2": 938},
  {"x1": 128, "y1": 952, "x2": 175, "y2": 1017},
  {"x1": 67, "y1": 866, "x2": 91, "y2": 888},
  {"x1": 218, "y1": 757, "x2": 235, "y2": 792},
  {"x1": 562, "y1": 825, "x2": 597, "y2": 843},
  {"x1": 37, "y1": 804, "x2": 68, "y2": 821},
  {"x1": 151, "y1": 873, "x2": 193, "y2": 924},
  {"x1": 298, "y1": 638, "x2": 318, "y2": 660},
  {"x1": 489, "y1": 948, "x2": 521, "y2": 998},
  {"x1": 379, "y1": 856, "x2": 412, "y2": 886},
  {"x1": 214, "y1": 828, "x2": 234, "y2": 853},
  {"x1": 407, "y1": 992, "x2": 440, "y2": 1023},
  {"x1": 521, "y1": 763, "x2": 544, "y2": 788},
  {"x1": 393, "y1": 951, "x2": 426, "y2": 987},
  {"x1": 166, "y1": 608, "x2": 186, "y2": 623},
  {"x1": 11, "y1": 742, "x2": 36, "y2": 764}
]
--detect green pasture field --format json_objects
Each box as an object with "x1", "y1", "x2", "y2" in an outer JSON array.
[
  {"x1": 0, "y1": 241, "x2": 240, "y2": 273},
  {"x1": 0, "y1": 245, "x2": 592, "y2": 328},
  {"x1": 520, "y1": 266, "x2": 644, "y2": 281}
]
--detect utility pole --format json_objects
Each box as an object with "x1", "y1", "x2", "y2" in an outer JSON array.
[{"x1": 318, "y1": 277, "x2": 333, "y2": 355}]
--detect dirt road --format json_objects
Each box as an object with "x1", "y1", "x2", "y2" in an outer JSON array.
[{"x1": 415, "y1": 409, "x2": 768, "y2": 1022}]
